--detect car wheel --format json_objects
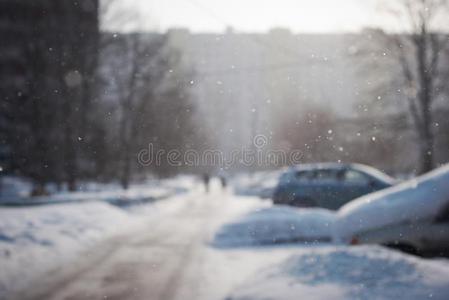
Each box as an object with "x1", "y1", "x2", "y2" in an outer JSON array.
[
  {"x1": 384, "y1": 243, "x2": 420, "y2": 256},
  {"x1": 272, "y1": 191, "x2": 288, "y2": 205}
]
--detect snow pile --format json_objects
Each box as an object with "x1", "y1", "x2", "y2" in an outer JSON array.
[
  {"x1": 0, "y1": 182, "x2": 179, "y2": 207},
  {"x1": 161, "y1": 174, "x2": 198, "y2": 193},
  {"x1": 335, "y1": 164, "x2": 449, "y2": 241},
  {"x1": 232, "y1": 170, "x2": 282, "y2": 199},
  {"x1": 0, "y1": 186, "x2": 172, "y2": 207},
  {"x1": 0, "y1": 176, "x2": 33, "y2": 199},
  {"x1": 0, "y1": 174, "x2": 199, "y2": 207},
  {"x1": 212, "y1": 205, "x2": 335, "y2": 247},
  {"x1": 0, "y1": 202, "x2": 140, "y2": 296},
  {"x1": 228, "y1": 246, "x2": 449, "y2": 300}
]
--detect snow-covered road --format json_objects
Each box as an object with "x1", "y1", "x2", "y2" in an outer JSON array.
[
  {"x1": 8, "y1": 190, "x2": 276, "y2": 300},
  {"x1": 4, "y1": 187, "x2": 449, "y2": 300}
]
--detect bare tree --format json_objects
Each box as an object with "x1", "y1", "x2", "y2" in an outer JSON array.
[
  {"x1": 378, "y1": 0, "x2": 449, "y2": 173},
  {"x1": 102, "y1": 32, "x2": 197, "y2": 187},
  {"x1": 102, "y1": 34, "x2": 161, "y2": 188}
]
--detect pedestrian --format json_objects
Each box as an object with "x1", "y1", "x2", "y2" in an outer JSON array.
[
  {"x1": 203, "y1": 173, "x2": 210, "y2": 193},
  {"x1": 220, "y1": 175, "x2": 227, "y2": 190}
]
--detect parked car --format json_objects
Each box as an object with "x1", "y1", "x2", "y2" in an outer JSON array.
[
  {"x1": 272, "y1": 163, "x2": 395, "y2": 210},
  {"x1": 335, "y1": 164, "x2": 449, "y2": 256}
]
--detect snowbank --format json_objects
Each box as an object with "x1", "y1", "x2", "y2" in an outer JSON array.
[
  {"x1": 0, "y1": 174, "x2": 200, "y2": 207},
  {"x1": 335, "y1": 164, "x2": 449, "y2": 241},
  {"x1": 161, "y1": 174, "x2": 198, "y2": 193},
  {"x1": 0, "y1": 202, "x2": 140, "y2": 296},
  {"x1": 0, "y1": 176, "x2": 33, "y2": 199},
  {"x1": 232, "y1": 170, "x2": 282, "y2": 199},
  {"x1": 228, "y1": 246, "x2": 449, "y2": 300},
  {"x1": 0, "y1": 187, "x2": 171, "y2": 207},
  {"x1": 212, "y1": 205, "x2": 335, "y2": 247}
]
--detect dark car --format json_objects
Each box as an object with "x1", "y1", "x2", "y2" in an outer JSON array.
[{"x1": 273, "y1": 163, "x2": 395, "y2": 210}]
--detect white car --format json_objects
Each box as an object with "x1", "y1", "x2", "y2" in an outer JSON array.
[{"x1": 335, "y1": 164, "x2": 449, "y2": 256}]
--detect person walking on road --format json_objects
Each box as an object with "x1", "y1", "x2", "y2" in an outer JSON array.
[
  {"x1": 203, "y1": 173, "x2": 210, "y2": 193},
  {"x1": 219, "y1": 175, "x2": 227, "y2": 190}
]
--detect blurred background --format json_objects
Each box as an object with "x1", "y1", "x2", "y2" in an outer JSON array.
[
  {"x1": 1, "y1": 0, "x2": 449, "y2": 192},
  {"x1": 2, "y1": 2, "x2": 449, "y2": 300}
]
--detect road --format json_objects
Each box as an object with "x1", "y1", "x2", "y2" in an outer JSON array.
[
  {"x1": 12, "y1": 188, "x2": 288, "y2": 300},
  {"x1": 8, "y1": 186, "x2": 449, "y2": 300}
]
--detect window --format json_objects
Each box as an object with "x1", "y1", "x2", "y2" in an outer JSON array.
[
  {"x1": 436, "y1": 204, "x2": 449, "y2": 223},
  {"x1": 344, "y1": 170, "x2": 369, "y2": 184},
  {"x1": 314, "y1": 169, "x2": 337, "y2": 181},
  {"x1": 295, "y1": 171, "x2": 313, "y2": 181}
]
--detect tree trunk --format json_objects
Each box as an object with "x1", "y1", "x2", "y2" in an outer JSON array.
[
  {"x1": 415, "y1": 27, "x2": 434, "y2": 174},
  {"x1": 118, "y1": 109, "x2": 131, "y2": 190},
  {"x1": 121, "y1": 154, "x2": 131, "y2": 190},
  {"x1": 419, "y1": 135, "x2": 434, "y2": 174},
  {"x1": 418, "y1": 107, "x2": 434, "y2": 174},
  {"x1": 31, "y1": 181, "x2": 48, "y2": 197}
]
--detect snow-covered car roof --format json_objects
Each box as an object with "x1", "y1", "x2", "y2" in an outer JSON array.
[
  {"x1": 287, "y1": 163, "x2": 396, "y2": 184},
  {"x1": 290, "y1": 162, "x2": 351, "y2": 170},
  {"x1": 335, "y1": 164, "x2": 449, "y2": 241},
  {"x1": 212, "y1": 205, "x2": 336, "y2": 247}
]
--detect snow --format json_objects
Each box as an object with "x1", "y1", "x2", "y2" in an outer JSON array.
[
  {"x1": 2, "y1": 174, "x2": 449, "y2": 299},
  {"x1": 232, "y1": 170, "x2": 283, "y2": 199},
  {"x1": 335, "y1": 164, "x2": 449, "y2": 242},
  {"x1": 212, "y1": 205, "x2": 336, "y2": 247},
  {"x1": 0, "y1": 176, "x2": 194, "y2": 206},
  {"x1": 0, "y1": 176, "x2": 33, "y2": 199},
  {"x1": 156, "y1": 174, "x2": 198, "y2": 194},
  {"x1": 228, "y1": 246, "x2": 449, "y2": 300},
  {"x1": 0, "y1": 201, "x2": 140, "y2": 297},
  {"x1": 0, "y1": 176, "x2": 197, "y2": 297}
]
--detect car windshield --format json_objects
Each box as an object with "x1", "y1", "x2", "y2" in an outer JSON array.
[
  {"x1": 344, "y1": 170, "x2": 369, "y2": 183},
  {"x1": 1, "y1": 1, "x2": 449, "y2": 300},
  {"x1": 358, "y1": 166, "x2": 397, "y2": 185},
  {"x1": 314, "y1": 169, "x2": 337, "y2": 181}
]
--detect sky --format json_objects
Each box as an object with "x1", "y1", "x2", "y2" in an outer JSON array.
[{"x1": 105, "y1": 0, "x2": 399, "y2": 33}]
